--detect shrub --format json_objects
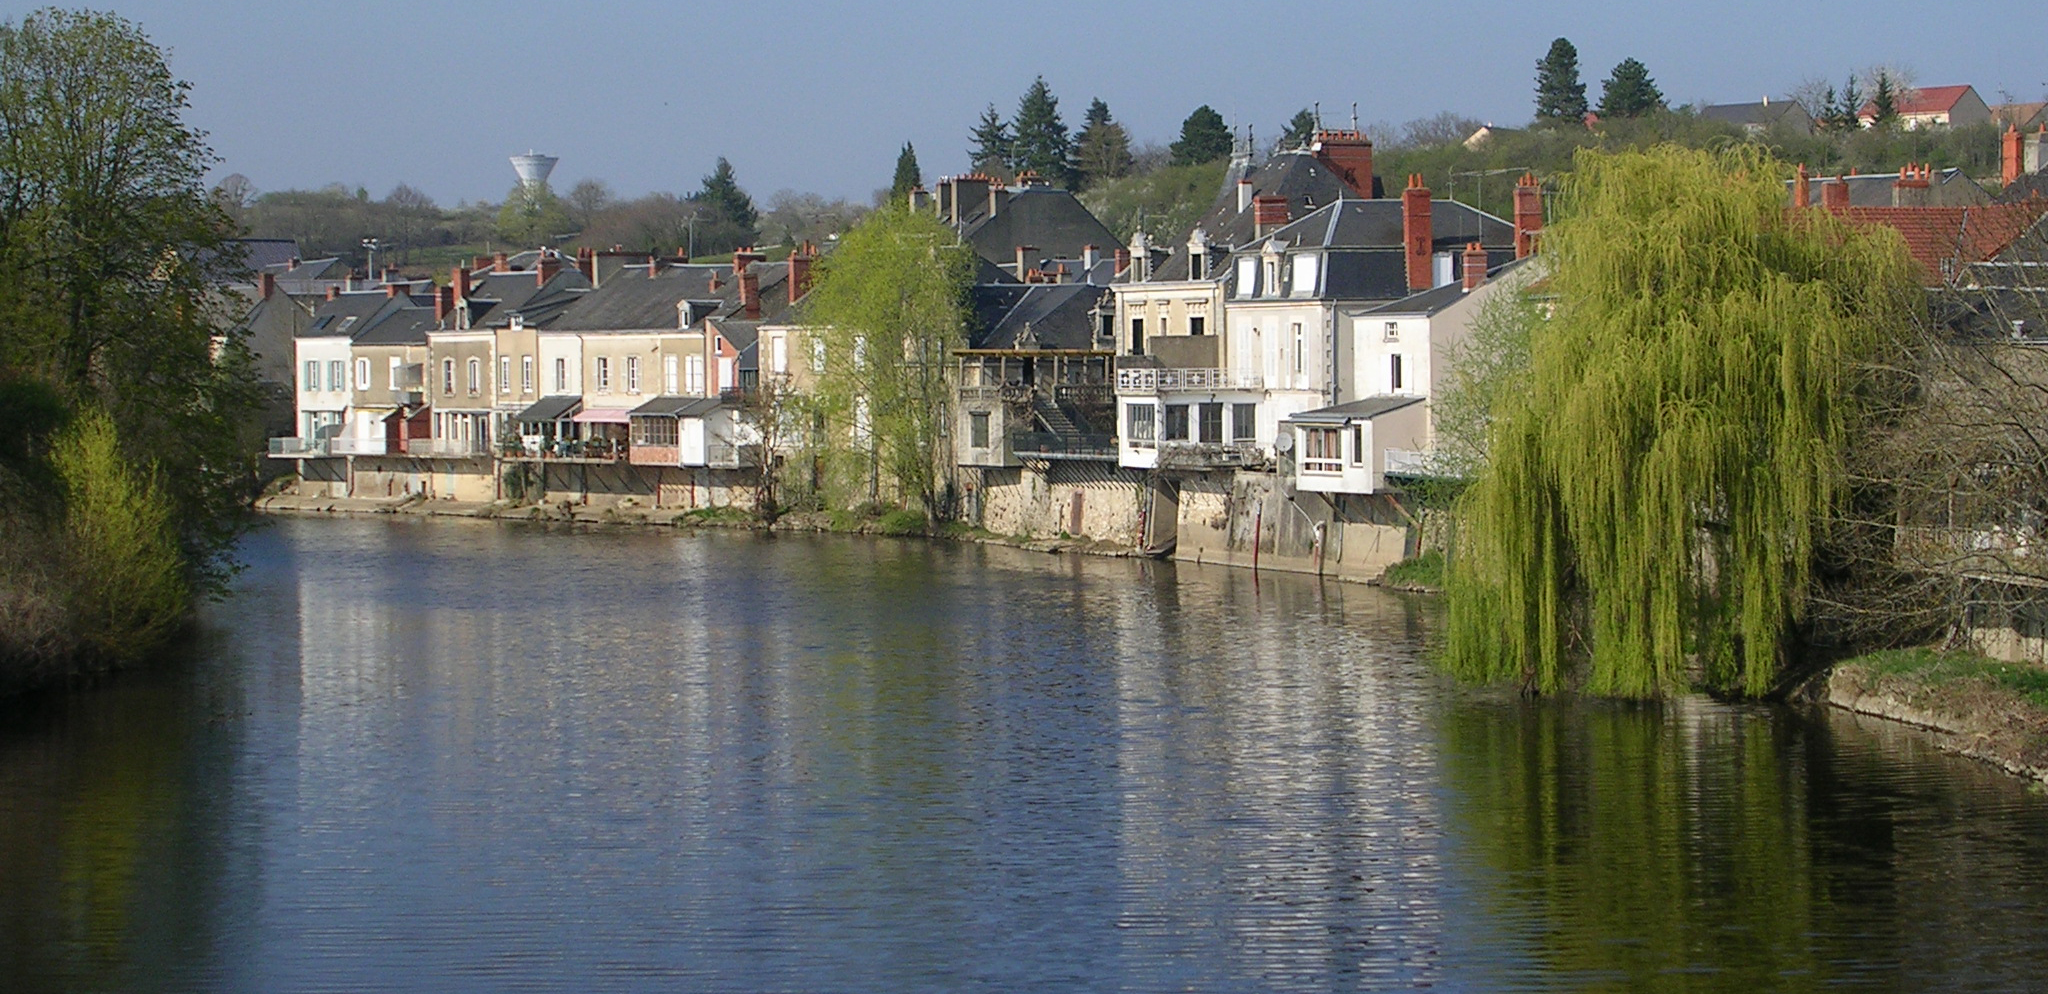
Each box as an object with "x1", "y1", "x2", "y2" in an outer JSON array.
[{"x1": 48, "y1": 409, "x2": 188, "y2": 664}]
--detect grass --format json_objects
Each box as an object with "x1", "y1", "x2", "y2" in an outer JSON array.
[
  {"x1": 873, "y1": 509, "x2": 928, "y2": 536},
  {"x1": 1850, "y1": 646, "x2": 2048, "y2": 710},
  {"x1": 1381, "y1": 550, "x2": 1445, "y2": 589},
  {"x1": 677, "y1": 505, "x2": 753, "y2": 526}
]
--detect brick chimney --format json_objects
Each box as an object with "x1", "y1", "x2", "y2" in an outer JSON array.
[
  {"x1": 536, "y1": 253, "x2": 561, "y2": 286},
  {"x1": 385, "y1": 282, "x2": 406, "y2": 299},
  {"x1": 788, "y1": 245, "x2": 814, "y2": 302},
  {"x1": 648, "y1": 255, "x2": 661, "y2": 279},
  {"x1": 2004, "y1": 125, "x2": 2024, "y2": 187},
  {"x1": 1253, "y1": 195, "x2": 1290, "y2": 236},
  {"x1": 575, "y1": 248, "x2": 595, "y2": 282},
  {"x1": 1082, "y1": 245, "x2": 1099, "y2": 278},
  {"x1": 1821, "y1": 176, "x2": 1850, "y2": 212},
  {"x1": 1402, "y1": 174, "x2": 1434, "y2": 291},
  {"x1": 740, "y1": 269, "x2": 761, "y2": 318},
  {"x1": 732, "y1": 247, "x2": 766, "y2": 276},
  {"x1": 1015, "y1": 245, "x2": 1037, "y2": 280},
  {"x1": 1513, "y1": 173, "x2": 1543, "y2": 259},
  {"x1": 326, "y1": 285, "x2": 339, "y2": 301},
  {"x1": 258, "y1": 271, "x2": 276, "y2": 299},
  {"x1": 1309, "y1": 129, "x2": 1375, "y2": 198},
  {"x1": 1892, "y1": 162, "x2": 1932, "y2": 207},
  {"x1": 452, "y1": 265, "x2": 471, "y2": 303},
  {"x1": 908, "y1": 185, "x2": 930, "y2": 212},
  {"x1": 472, "y1": 254, "x2": 492, "y2": 271},
  {"x1": 1794, "y1": 164, "x2": 1811, "y2": 209},
  {"x1": 435, "y1": 284, "x2": 454, "y2": 323},
  {"x1": 1114, "y1": 247, "x2": 1131, "y2": 276},
  {"x1": 286, "y1": 256, "x2": 300, "y2": 271},
  {"x1": 492, "y1": 252, "x2": 510, "y2": 273},
  {"x1": 951, "y1": 174, "x2": 992, "y2": 225},
  {"x1": 1462, "y1": 242, "x2": 1489, "y2": 291}
]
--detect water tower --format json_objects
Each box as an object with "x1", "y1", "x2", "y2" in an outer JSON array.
[{"x1": 510, "y1": 151, "x2": 558, "y2": 191}]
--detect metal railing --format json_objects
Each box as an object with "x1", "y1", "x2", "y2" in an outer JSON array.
[
  {"x1": 407, "y1": 437, "x2": 489, "y2": 457},
  {"x1": 1010, "y1": 431, "x2": 1118, "y2": 460},
  {"x1": 1115, "y1": 368, "x2": 1263, "y2": 393},
  {"x1": 1383, "y1": 448, "x2": 1431, "y2": 476},
  {"x1": 1155, "y1": 440, "x2": 1265, "y2": 468},
  {"x1": 267, "y1": 436, "x2": 329, "y2": 457},
  {"x1": 328, "y1": 436, "x2": 388, "y2": 456}
]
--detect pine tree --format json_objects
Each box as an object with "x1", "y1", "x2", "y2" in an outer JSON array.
[
  {"x1": 693, "y1": 157, "x2": 758, "y2": 253},
  {"x1": 1597, "y1": 58, "x2": 1664, "y2": 118},
  {"x1": 967, "y1": 104, "x2": 1012, "y2": 175},
  {"x1": 1009, "y1": 76, "x2": 1073, "y2": 186},
  {"x1": 1868, "y1": 71, "x2": 1900, "y2": 129},
  {"x1": 1534, "y1": 38, "x2": 1589, "y2": 124},
  {"x1": 890, "y1": 142, "x2": 922, "y2": 201},
  {"x1": 1072, "y1": 98, "x2": 1133, "y2": 189},
  {"x1": 1170, "y1": 105, "x2": 1233, "y2": 166},
  {"x1": 1280, "y1": 108, "x2": 1318, "y2": 149}
]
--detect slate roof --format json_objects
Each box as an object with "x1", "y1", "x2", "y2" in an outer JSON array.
[
  {"x1": 517, "y1": 395, "x2": 582, "y2": 422},
  {"x1": 1147, "y1": 150, "x2": 1363, "y2": 282},
  {"x1": 301, "y1": 291, "x2": 406, "y2": 338},
  {"x1": 466, "y1": 269, "x2": 593, "y2": 329},
  {"x1": 1367, "y1": 257, "x2": 1533, "y2": 316},
  {"x1": 957, "y1": 187, "x2": 1124, "y2": 272},
  {"x1": 232, "y1": 239, "x2": 304, "y2": 271},
  {"x1": 630, "y1": 395, "x2": 723, "y2": 418},
  {"x1": 1225, "y1": 198, "x2": 1516, "y2": 303},
  {"x1": 549, "y1": 260, "x2": 796, "y2": 333},
  {"x1": 352, "y1": 305, "x2": 437, "y2": 346},
  {"x1": 1285, "y1": 396, "x2": 1426, "y2": 423},
  {"x1": 1798, "y1": 168, "x2": 1989, "y2": 208},
  {"x1": 963, "y1": 283, "x2": 1107, "y2": 350}
]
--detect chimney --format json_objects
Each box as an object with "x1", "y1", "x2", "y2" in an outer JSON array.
[
  {"x1": 708, "y1": 270, "x2": 722, "y2": 292},
  {"x1": 472, "y1": 254, "x2": 492, "y2": 271},
  {"x1": 286, "y1": 256, "x2": 300, "y2": 271},
  {"x1": 1253, "y1": 195, "x2": 1290, "y2": 236},
  {"x1": 325, "y1": 285, "x2": 339, "y2": 301},
  {"x1": 1114, "y1": 248, "x2": 1131, "y2": 276},
  {"x1": 2004, "y1": 125, "x2": 2025, "y2": 187},
  {"x1": 258, "y1": 271, "x2": 276, "y2": 299},
  {"x1": 1015, "y1": 245, "x2": 1037, "y2": 280},
  {"x1": 788, "y1": 246, "x2": 814, "y2": 302},
  {"x1": 381, "y1": 266, "x2": 397, "y2": 285},
  {"x1": 1513, "y1": 173, "x2": 1543, "y2": 259},
  {"x1": 1821, "y1": 176, "x2": 1850, "y2": 212},
  {"x1": 732, "y1": 247, "x2": 767, "y2": 276},
  {"x1": 1237, "y1": 178, "x2": 1255, "y2": 214},
  {"x1": 1309, "y1": 129, "x2": 1376, "y2": 198},
  {"x1": 1402, "y1": 174, "x2": 1434, "y2": 291},
  {"x1": 1794, "y1": 164, "x2": 1811, "y2": 208},
  {"x1": 492, "y1": 252, "x2": 510, "y2": 273},
  {"x1": 648, "y1": 255, "x2": 661, "y2": 279},
  {"x1": 951, "y1": 174, "x2": 991, "y2": 225},
  {"x1": 1082, "y1": 245, "x2": 1099, "y2": 278},
  {"x1": 435, "y1": 285, "x2": 454, "y2": 323},
  {"x1": 740, "y1": 269, "x2": 761, "y2": 318},
  {"x1": 908, "y1": 185, "x2": 930, "y2": 212},
  {"x1": 452, "y1": 265, "x2": 471, "y2": 303},
  {"x1": 1462, "y1": 242, "x2": 1489, "y2": 291},
  {"x1": 536, "y1": 253, "x2": 561, "y2": 286},
  {"x1": 1893, "y1": 162, "x2": 1932, "y2": 207},
  {"x1": 575, "y1": 248, "x2": 595, "y2": 283}
]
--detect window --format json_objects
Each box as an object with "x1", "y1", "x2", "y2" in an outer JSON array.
[
  {"x1": 811, "y1": 339, "x2": 825, "y2": 373},
  {"x1": 1302, "y1": 427, "x2": 1343, "y2": 473},
  {"x1": 1383, "y1": 321, "x2": 1400, "y2": 342},
  {"x1": 633, "y1": 416, "x2": 677, "y2": 447},
  {"x1": 1198, "y1": 403, "x2": 1223, "y2": 444},
  {"x1": 442, "y1": 359, "x2": 455, "y2": 395},
  {"x1": 771, "y1": 336, "x2": 788, "y2": 374},
  {"x1": 553, "y1": 357, "x2": 568, "y2": 393},
  {"x1": 328, "y1": 359, "x2": 346, "y2": 392},
  {"x1": 1126, "y1": 403, "x2": 1156, "y2": 445},
  {"x1": 303, "y1": 360, "x2": 319, "y2": 393},
  {"x1": 685, "y1": 355, "x2": 705, "y2": 395},
  {"x1": 596, "y1": 356, "x2": 611, "y2": 392},
  {"x1": 1236, "y1": 257, "x2": 1257, "y2": 297},
  {"x1": 1292, "y1": 254, "x2": 1320, "y2": 296},
  {"x1": 1163, "y1": 404, "x2": 1190, "y2": 441},
  {"x1": 1292, "y1": 323, "x2": 1304, "y2": 376},
  {"x1": 390, "y1": 357, "x2": 403, "y2": 391},
  {"x1": 1232, "y1": 403, "x2": 1257, "y2": 442},
  {"x1": 522, "y1": 355, "x2": 534, "y2": 394},
  {"x1": 355, "y1": 358, "x2": 370, "y2": 391},
  {"x1": 969, "y1": 411, "x2": 990, "y2": 448},
  {"x1": 1189, "y1": 315, "x2": 1205, "y2": 337},
  {"x1": 627, "y1": 355, "x2": 641, "y2": 394},
  {"x1": 499, "y1": 356, "x2": 511, "y2": 394},
  {"x1": 1390, "y1": 354, "x2": 1404, "y2": 391},
  {"x1": 664, "y1": 355, "x2": 679, "y2": 394},
  {"x1": 1129, "y1": 317, "x2": 1145, "y2": 356},
  {"x1": 467, "y1": 357, "x2": 481, "y2": 395},
  {"x1": 1188, "y1": 250, "x2": 1203, "y2": 279},
  {"x1": 1351, "y1": 424, "x2": 1367, "y2": 465}
]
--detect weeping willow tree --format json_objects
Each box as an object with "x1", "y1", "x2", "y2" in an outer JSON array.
[{"x1": 1443, "y1": 145, "x2": 1918, "y2": 698}]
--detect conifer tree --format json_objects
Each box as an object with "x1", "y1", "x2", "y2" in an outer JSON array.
[
  {"x1": 1170, "y1": 105, "x2": 1232, "y2": 166},
  {"x1": 1009, "y1": 76, "x2": 1074, "y2": 186},
  {"x1": 1072, "y1": 98, "x2": 1133, "y2": 189},
  {"x1": 1867, "y1": 71, "x2": 1900, "y2": 129},
  {"x1": 1279, "y1": 108, "x2": 1318, "y2": 149},
  {"x1": 967, "y1": 104, "x2": 1012, "y2": 175},
  {"x1": 1596, "y1": 58, "x2": 1664, "y2": 118},
  {"x1": 693, "y1": 157, "x2": 759, "y2": 253},
  {"x1": 1534, "y1": 38, "x2": 1589, "y2": 124},
  {"x1": 890, "y1": 142, "x2": 922, "y2": 201}
]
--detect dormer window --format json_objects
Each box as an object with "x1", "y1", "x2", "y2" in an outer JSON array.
[{"x1": 509, "y1": 313, "x2": 525, "y2": 331}]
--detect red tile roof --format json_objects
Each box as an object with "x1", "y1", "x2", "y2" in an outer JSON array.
[
  {"x1": 1830, "y1": 200, "x2": 2048, "y2": 281},
  {"x1": 1860, "y1": 84, "x2": 1975, "y2": 120}
]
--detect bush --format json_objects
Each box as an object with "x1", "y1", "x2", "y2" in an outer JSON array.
[
  {"x1": 1382, "y1": 550, "x2": 1445, "y2": 589},
  {"x1": 48, "y1": 409, "x2": 188, "y2": 665},
  {"x1": 874, "y1": 509, "x2": 929, "y2": 536}
]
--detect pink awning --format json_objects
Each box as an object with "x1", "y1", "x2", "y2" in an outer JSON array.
[{"x1": 571, "y1": 408, "x2": 632, "y2": 425}]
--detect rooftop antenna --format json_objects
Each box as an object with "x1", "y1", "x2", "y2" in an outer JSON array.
[
  {"x1": 1351, "y1": 103, "x2": 1359, "y2": 131},
  {"x1": 1313, "y1": 102, "x2": 1322, "y2": 129}
]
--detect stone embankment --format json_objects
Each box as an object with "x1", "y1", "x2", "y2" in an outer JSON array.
[{"x1": 1820, "y1": 657, "x2": 2048, "y2": 783}]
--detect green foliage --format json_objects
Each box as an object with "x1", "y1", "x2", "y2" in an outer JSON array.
[
  {"x1": 1534, "y1": 38, "x2": 1589, "y2": 124},
  {"x1": 1597, "y1": 58, "x2": 1663, "y2": 119},
  {"x1": 1851, "y1": 647, "x2": 2048, "y2": 709},
  {"x1": 968, "y1": 103, "x2": 1012, "y2": 176},
  {"x1": 692, "y1": 157, "x2": 759, "y2": 254},
  {"x1": 1079, "y1": 159, "x2": 1228, "y2": 243},
  {"x1": 1382, "y1": 550, "x2": 1445, "y2": 589},
  {"x1": 803, "y1": 206, "x2": 974, "y2": 516},
  {"x1": 874, "y1": 509, "x2": 929, "y2": 536},
  {"x1": 1071, "y1": 98, "x2": 1133, "y2": 190},
  {"x1": 49, "y1": 408, "x2": 187, "y2": 663},
  {"x1": 1279, "y1": 108, "x2": 1318, "y2": 150},
  {"x1": 1867, "y1": 72, "x2": 1900, "y2": 129},
  {"x1": 1429, "y1": 281, "x2": 1542, "y2": 480},
  {"x1": 1170, "y1": 105, "x2": 1232, "y2": 166},
  {"x1": 1442, "y1": 146, "x2": 1920, "y2": 698},
  {"x1": 890, "y1": 142, "x2": 922, "y2": 201},
  {"x1": 1009, "y1": 76, "x2": 1074, "y2": 186},
  {"x1": 495, "y1": 182, "x2": 571, "y2": 247}
]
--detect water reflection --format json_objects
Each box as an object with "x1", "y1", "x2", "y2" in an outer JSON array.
[{"x1": 0, "y1": 517, "x2": 2043, "y2": 992}]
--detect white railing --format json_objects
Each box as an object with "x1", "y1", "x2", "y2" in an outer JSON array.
[
  {"x1": 267, "y1": 437, "x2": 329, "y2": 457},
  {"x1": 1383, "y1": 448, "x2": 1431, "y2": 476},
  {"x1": 408, "y1": 437, "x2": 488, "y2": 457},
  {"x1": 1115, "y1": 368, "x2": 1263, "y2": 393},
  {"x1": 328, "y1": 436, "x2": 388, "y2": 456}
]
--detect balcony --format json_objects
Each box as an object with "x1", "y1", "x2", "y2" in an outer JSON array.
[
  {"x1": 1115, "y1": 368, "x2": 1263, "y2": 394},
  {"x1": 407, "y1": 437, "x2": 490, "y2": 458},
  {"x1": 499, "y1": 437, "x2": 628, "y2": 463},
  {"x1": 389, "y1": 389, "x2": 425, "y2": 406},
  {"x1": 1156, "y1": 440, "x2": 1266, "y2": 470},
  {"x1": 328, "y1": 436, "x2": 389, "y2": 456},
  {"x1": 1010, "y1": 431, "x2": 1117, "y2": 461},
  {"x1": 267, "y1": 436, "x2": 330, "y2": 458}
]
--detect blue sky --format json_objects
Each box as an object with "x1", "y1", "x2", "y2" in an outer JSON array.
[{"x1": 84, "y1": 0, "x2": 2048, "y2": 206}]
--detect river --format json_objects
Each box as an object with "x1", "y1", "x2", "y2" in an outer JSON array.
[{"x1": 2, "y1": 517, "x2": 2046, "y2": 992}]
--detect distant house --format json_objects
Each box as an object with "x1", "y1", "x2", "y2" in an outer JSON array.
[
  {"x1": 1859, "y1": 84, "x2": 1991, "y2": 130},
  {"x1": 1700, "y1": 98, "x2": 1814, "y2": 136},
  {"x1": 1991, "y1": 102, "x2": 2048, "y2": 131}
]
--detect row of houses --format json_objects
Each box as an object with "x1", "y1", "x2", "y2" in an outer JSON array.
[{"x1": 243, "y1": 122, "x2": 2048, "y2": 581}]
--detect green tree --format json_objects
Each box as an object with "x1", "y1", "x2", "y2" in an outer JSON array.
[
  {"x1": 495, "y1": 182, "x2": 571, "y2": 247},
  {"x1": 1867, "y1": 71, "x2": 1900, "y2": 129},
  {"x1": 1071, "y1": 97, "x2": 1133, "y2": 189},
  {"x1": 692, "y1": 157, "x2": 759, "y2": 253},
  {"x1": 1170, "y1": 105, "x2": 1232, "y2": 166},
  {"x1": 1280, "y1": 107, "x2": 1319, "y2": 150},
  {"x1": 890, "y1": 142, "x2": 923, "y2": 201},
  {"x1": 1441, "y1": 146, "x2": 1919, "y2": 698},
  {"x1": 1596, "y1": 58, "x2": 1664, "y2": 118},
  {"x1": 1009, "y1": 76, "x2": 1073, "y2": 185},
  {"x1": 802, "y1": 206, "x2": 974, "y2": 515},
  {"x1": 1534, "y1": 38, "x2": 1589, "y2": 124},
  {"x1": 0, "y1": 8, "x2": 256, "y2": 593},
  {"x1": 967, "y1": 103, "x2": 1012, "y2": 175}
]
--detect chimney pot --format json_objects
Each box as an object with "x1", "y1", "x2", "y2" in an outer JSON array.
[
  {"x1": 286, "y1": 256, "x2": 299, "y2": 271},
  {"x1": 1462, "y1": 241, "x2": 1489, "y2": 291},
  {"x1": 1794, "y1": 164, "x2": 1811, "y2": 209},
  {"x1": 1402, "y1": 174, "x2": 1434, "y2": 290},
  {"x1": 1307, "y1": 129, "x2": 1376, "y2": 198},
  {"x1": 741, "y1": 269, "x2": 761, "y2": 318},
  {"x1": 451, "y1": 266, "x2": 471, "y2": 302},
  {"x1": 1513, "y1": 173, "x2": 1543, "y2": 258},
  {"x1": 258, "y1": 271, "x2": 276, "y2": 299},
  {"x1": 1821, "y1": 176, "x2": 1850, "y2": 211},
  {"x1": 788, "y1": 247, "x2": 814, "y2": 303},
  {"x1": 325, "y1": 285, "x2": 339, "y2": 301},
  {"x1": 435, "y1": 285, "x2": 453, "y2": 323},
  {"x1": 1252, "y1": 195, "x2": 1291, "y2": 235},
  {"x1": 1114, "y1": 248, "x2": 1131, "y2": 276},
  {"x1": 492, "y1": 252, "x2": 509, "y2": 273}
]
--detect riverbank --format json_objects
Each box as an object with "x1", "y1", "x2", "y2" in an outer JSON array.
[{"x1": 1820, "y1": 647, "x2": 2048, "y2": 783}]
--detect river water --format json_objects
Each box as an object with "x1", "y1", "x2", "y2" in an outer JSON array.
[{"x1": 3, "y1": 517, "x2": 2046, "y2": 992}]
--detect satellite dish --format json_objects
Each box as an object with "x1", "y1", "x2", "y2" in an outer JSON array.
[{"x1": 1274, "y1": 430, "x2": 1294, "y2": 453}]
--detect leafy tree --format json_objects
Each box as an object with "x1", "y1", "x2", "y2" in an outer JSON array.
[
  {"x1": 564, "y1": 177, "x2": 614, "y2": 228},
  {"x1": 1534, "y1": 38, "x2": 1589, "y2": 124},
  {"x1": 890, "y1": 142, "x2": 923, "y2": 201},
  {"x1": 968, "y1": 103, "x2": 1013, "y2": 175},
  {"x1": 1280, "y1": 108, "x2": 1319, "y2": 149},
  {"x1": 1009, "y1": 76, "x2": 1073, "y2": 185},
  {"x1": 495, "y1": 182, "x2": 571, "y2": 248},
  {"x1": 1441, "y1": 146, "x2": 1919, "y2": 698},
  {"x1": 1170, "y1": 105, "x2": 1232, "y2": 166},
  {"x1": 802, "y1": 206, "x2": 974, "y2": 515},
  {"x1": 692, "y1": 157, "x2": 759, "y2": 254},
  {"x1": 1597, "y1": 58, "x2": 1664, "y2": 119},
  {"x1": 1071, "y1": 98, "x2": 1133, "y2": 189}
]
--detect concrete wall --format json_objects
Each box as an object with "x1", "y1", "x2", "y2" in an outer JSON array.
[
  {"x1": 971, "y1": 462, "x2": 1145, "y2": 544},
  {"x1": 1172, "y1": 469, "x2": 1415, "y2": 582}
]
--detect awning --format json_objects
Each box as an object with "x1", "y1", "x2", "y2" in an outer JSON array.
[
  {"x1": 630, "y1": 395, "x2": 724, "y2": 418},
  {"x1": 572, "y1": 408, "x2": 632, "y2": 425},
  {"x1": 1283, "y1": 395, "x2": 1426, "y2": 425},
  {"x1": 516, "y1": 395, "x2": 582, "y2": 423}
]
